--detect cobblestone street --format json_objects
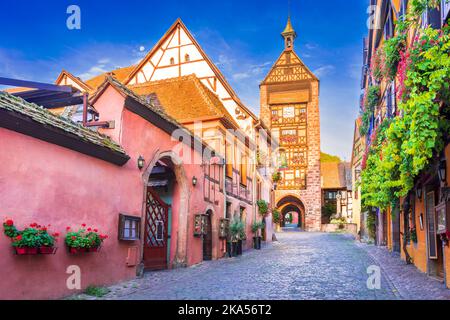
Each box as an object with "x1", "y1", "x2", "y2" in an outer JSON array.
[{"x1": 69, "y1": 231, "x2": 450, "y2": 300}]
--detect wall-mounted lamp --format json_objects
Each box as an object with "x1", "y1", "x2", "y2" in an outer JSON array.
[
  {"x1": 438, "y1": 159, "x2": 447, "y2": 184},
  {"x1": 416, "y1": 185, "x2": 423, "y2": 202},
  {"x1": 192, "y1": 176, "x2": 198, "y2": 187},
  {"x1": 137, "y1": 156, "x2": 145, "y2": 170}
]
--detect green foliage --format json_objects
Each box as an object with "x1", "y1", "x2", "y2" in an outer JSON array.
[
  {"x1": 251, "y1": 221, "x2": 265, "y2": 234},
  {"x1": 366, "y1": 211, "x2": 376, "y2": 240},
  {"x1": 331, "y1": 217, "x2": 346, "y2": 229},
  {"x1": 3, "y1": 220, "x2": 19, "y2": 238},
  {"x1": 383, "y1": 33, "x2": 407, "y2": 81},
  {"x1": 365, "y1": 85, "x2": 381, "y2": 111},
  {"x1": 84, "y1": 286, "x2": 110, "y2": 298},
  {"x1": 272, "y1": 171, "x2": 282, "y2": 183},
  {"x1": 321, "y1": 203, "x2": 336, "y2": 222},
  {"x1": 65, "y1": 226, "x2": 107, "y2": 249},
  {"x1": 256, "y1": 200, "x2": 269, "y2": 216},
  {"x1": 361, "y1": 25, "x2": 450, "y2": 209},
  {"x1": 410, "y1": 227, "x2": 418, "y2": 243},
  {"x1": 320, "y1": 152, "x2": 342, "y2": 163},
  {"x1": 229, "y1": 219, "x2": 245, "y2": 241},
  {"x1": 272, "y1": 208, "x2": 281, "y2": 224},
  {"x1": 360, "y1": 85, "x2": 380, "y2": 137},
  {"x1": 3, "y1": 220, "x2": 58, "y2": 248}
]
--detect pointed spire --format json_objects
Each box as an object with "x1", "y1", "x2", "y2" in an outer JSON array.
[
  {"x1": 282, "y1": 16, "x2": 296, "y2": 36},
  {"x1": 281, "y1": 16, "x2": 297, "y2": 50}
]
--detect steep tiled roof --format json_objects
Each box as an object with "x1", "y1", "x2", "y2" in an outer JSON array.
[
  {"x1": 92, "y1": 76, "x2": 221, "y2": 159},
  {"x1": 91, "y1": 76, "x2": 184, "y2": 130},
  {"x1": 0, "y1": 91, "x2": 127, "y2": 155},
  {"x1": 128, "y1": 75, "x2": 238, "y2": 127},
  {"x1": 321, "y1": 162, "x2": 349, "y2": 190},
  {"x1": 85, "y1": 66, "x2": 135, "y2": 92}
]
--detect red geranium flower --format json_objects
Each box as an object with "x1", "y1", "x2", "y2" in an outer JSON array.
[
  {"x1": 82, "y1": 223, "x2": 86, "y2": 227},
  {"x1": 66, "y1": 226, "x2": 71, "y2": 231},
  {"x1": 71, "y1": 236, "x2": 77, "y2": 241},
  {"x1": 5, "y1": 219, "x2": 14, "y2": 226},
  {"x1": 87, "y1": 228, "x2": 92, "y2": 232},
  {"x1": 94, "y1": 229, "x2": 98, "y2": 233},
  {"x1": 15, "y1": 235, "x2": 22, "y2": 241},
  {"x1": 52, "y1": 232, "x2": 60, "y2": 237}
]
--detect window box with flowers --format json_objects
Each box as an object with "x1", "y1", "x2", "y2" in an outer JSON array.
[
  {"x1": 65, "y1": 224, "x2": 108, "y2": 254},
  {"x1": 280, "y1": 135, "x2": 297, "y2": 144},
  {"x1": 3, "y1": 219, "x2": 59, "y2": 255}
]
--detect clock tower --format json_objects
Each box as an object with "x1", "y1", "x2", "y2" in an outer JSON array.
[{"x1": 260, "y1": 17, "x2": 321, "y2": 231}]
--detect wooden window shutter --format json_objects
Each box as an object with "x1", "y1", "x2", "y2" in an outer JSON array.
[{"x1": 226, "y1": 142, "x2": 233, "y2": 178}]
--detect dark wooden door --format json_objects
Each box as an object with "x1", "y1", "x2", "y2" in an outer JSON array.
[
  {"x1": 144, "y1": 187, "x2": 170, "y2": 270},
  {"x1": 203, "y1": 213, "x2": 212, "y2": 261}
]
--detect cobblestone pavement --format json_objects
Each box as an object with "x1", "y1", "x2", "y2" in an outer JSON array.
[
  {"x1": 71, "y1": 231, "x2": 450, "y2": 300},
  {"x1": 357, "y1": 242, "x2": 450, "y2": 300}
]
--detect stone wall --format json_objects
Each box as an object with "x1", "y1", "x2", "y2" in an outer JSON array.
[{"x1": 321, "y1": 223, "x2": 358, "y2": 236}]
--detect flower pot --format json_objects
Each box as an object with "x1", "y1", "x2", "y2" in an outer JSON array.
[
  {"x1": 231, "y1": 242, "x2": 239, "y2": 257},
  {"x1": 69, "y1": 247, "x2": 87, "y2": 254},
  {"x1": 39, "y1": 246, "x2": 56, "y2": 255},
  {"x1": 88, "y1": 246, "x2": 101, "y2": 253},
  {"x1": 253, "y1": 237, "x2": 262, "y2": 250},
  {"x1": 237, "y1": 240, "x2": 243, "y2": 256},
  {"x1": 15, "y1": 247, "x2": 38, "y2": 255}
]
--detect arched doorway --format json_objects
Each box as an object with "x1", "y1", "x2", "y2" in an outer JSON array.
[
  {"x1": 142, "y1": 152, "x2": 189, "y2": 270},
  {"x1": 143, "y1": 159, "x2": 175, "y2": 270},
  {"x1": 203, "y1": 209, "x2": 213, "y2": 261},
  {"x1": 277, "y1": 196, "x2": 306, "y2": 229}
]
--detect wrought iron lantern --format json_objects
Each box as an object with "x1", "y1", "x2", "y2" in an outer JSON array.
[
  {"x1": 137, "y1": 155, "x2": 145, "y2": 170},
  {"x1": 416, "y1": 185, "x2": 423, "y2": 202},
  {"x1": 438, "y1": 159, "x2": 447, "y2": 184},
  {"x1": 219, "y1": 218, "x2": 230, "y2": 239}
]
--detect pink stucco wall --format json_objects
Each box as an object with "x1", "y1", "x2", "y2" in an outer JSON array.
[{"x1": 0, "y1": 84, "x2": 224, "y2": 299}]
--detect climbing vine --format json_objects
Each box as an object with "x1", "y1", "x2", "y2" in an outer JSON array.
[{"x1": 361, "y1": 24, "x2": 450, "y2": 209}]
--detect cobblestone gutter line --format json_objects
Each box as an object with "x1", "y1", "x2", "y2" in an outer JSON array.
[
  {"x1": 357, "y1": 241, "x2": 450, "y2": 300},
  {"x1": 356, "y1": 242, "x2": 403, "y2": 300}
]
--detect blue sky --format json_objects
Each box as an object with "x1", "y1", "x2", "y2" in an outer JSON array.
[{"x1": 0, "y1": 0, "x2": 369, "y2": 160}]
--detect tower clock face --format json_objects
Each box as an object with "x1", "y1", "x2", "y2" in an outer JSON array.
[{"x1": 283, "y1": 106, "x2": 295, "y2": 118}]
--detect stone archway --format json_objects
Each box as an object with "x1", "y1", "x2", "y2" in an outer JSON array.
[
  {"x1": 277, "y1": 195, "x2": 306, "y2": 229},
  {"x1": 141, "y1": 150, "x2": 190, "y2": 269}
]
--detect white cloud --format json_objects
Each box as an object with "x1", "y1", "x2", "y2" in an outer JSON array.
[{"x1": 313, "y1": 65, "x2": 335, "y2": 78}]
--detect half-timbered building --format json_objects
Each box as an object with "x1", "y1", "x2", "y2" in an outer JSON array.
[{"x1": 260, "y1": 17, "x2": 321, "y2": 231}]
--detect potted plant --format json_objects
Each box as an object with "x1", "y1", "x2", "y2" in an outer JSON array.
[
  {"x1": 3, "y1": 219, "x2": 58, "y2": 255},
  {"x1": 272, "y1": 208, "x2": 281, "y2": 232},
  {"x1": 251, "y1": 221, "x2": 265, "y2": 250},
  {"x1": 229, "y1": 219, "x2": 245, "y2": 257},
  {"x1": 65, "y1": 225, "x2": 108, "y2": 254},
  {"x1": 272, "y1": 171, "x2": 282, "y2": 183},
  {"x1": 38, "y1": 227, "x2": 59, "y2": 254},
  {"x1": 257, "y1": 200, "x2": 269, "y2": 217}
]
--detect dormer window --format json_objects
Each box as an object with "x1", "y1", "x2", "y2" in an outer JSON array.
[{"x1": 185, "y1": 54, "x2": 190, "y2": 62}]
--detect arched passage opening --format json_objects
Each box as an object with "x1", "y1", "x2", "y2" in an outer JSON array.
[{"x1": 277, "y1": 196, "x2": 306, "y2": 229}]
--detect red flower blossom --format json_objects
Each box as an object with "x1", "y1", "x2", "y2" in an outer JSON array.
[
  {"x1": 5, "y1": 219, "x2": 14, "y2": 226},
  {"x1": 71, "y1": 236, "x2": 77, "y2": 241},
  {"x1": 15, "y1": 235, "x2": 22, "y2": 241},
  {"x1": 66, "y1": 226, "x2": 71, "y2": 231},
  {"x1": 41, "y1": 227, "x2": 47, "y2": 232},
  {"x1": 87, "y1": 228, "x2": 92, "y2": 232},
  {"x1": 82, "y1": 223, "x2": 86, "y2": 227},
  {"x1": 52, "y1": 232, "x2": 60, "y2": 237},
  {"x1": 94, "y1": 229, "x2": 98, "y2": 233}
]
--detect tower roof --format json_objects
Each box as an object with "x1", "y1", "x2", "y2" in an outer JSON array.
[{"x1": 281, "y1": 16, "x2": 296, "y2": 36}]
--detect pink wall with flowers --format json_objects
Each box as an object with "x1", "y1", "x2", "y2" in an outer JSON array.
[{"x1": 0, "y1": 84, "x2": 224, "y2": 299}]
